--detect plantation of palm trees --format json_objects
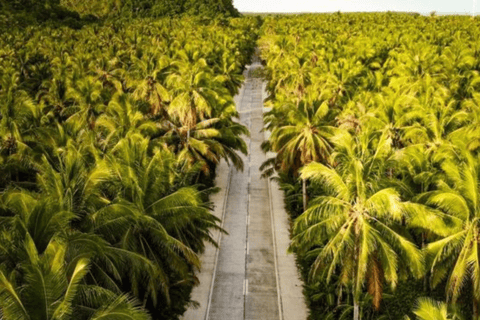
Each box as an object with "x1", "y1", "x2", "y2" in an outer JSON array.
[
  {"x1": 4, "y1": 2, "x2": 480, "y2": 319},
  {"x1": 259, "y1": 12, "x2": 480, "y2": 320},
  {"x1": 0, "y1": 10, "x2": 258, "y2": 319}
]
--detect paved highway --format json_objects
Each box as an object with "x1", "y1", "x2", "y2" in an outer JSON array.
[{"x1": 182, "y1": 59, "x2": 307, "y2": 320}]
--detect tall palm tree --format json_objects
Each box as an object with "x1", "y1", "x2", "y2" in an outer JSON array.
[
  {"x1": 0, "y1": 68, "x2": 43, "y2": 186},
  {"x1": 291, "y1": 130, "x2": 425, "y2": 320},
  {"x1": 263, "y1": 99, "x2": 334, "y2": 211},
  {"x1": 405, "y1": 298, "x2": 463, "y2": 320},
  {"x1": 424, "y1": 151, "x2": 480, "y2": 318},
  {"x1": 0, "y1": 188, "x2": 163, "y2": 316},
  {"x1": 160, "y1": 117, "x2": 248, "y2": 174},
  {"x1": 0, "y1": 236, "x2": 150, "y2": 320},
  {"x1": 65, "y1": 76, "x2": 105, "y2": 131},
  {"x1": 362, "y1": 87, "x2": 424, "y2": 150},
  {"x1": 92, "y1": 134, "x2": 224, "y2": 304},
  {"x1": 166, "y1": 57, "x2": 224, "y2": 140},
  {"x1": 96, "y1": 92, "x2": 157, "y2": 150},
  {"x1": 105, "y1": 133, "x2": 222, "y2": 251},
  {"x1": 0, "y1": 70, "x2": 41, "y2": 142},
  {"x1": 128, "y1": 54, "x2": 171, "y2": 118},
  {"x1": 272, "y1": 55, "x2": 316, "y2": 103}
]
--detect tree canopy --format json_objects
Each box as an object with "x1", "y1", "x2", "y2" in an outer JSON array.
[
  {"x1": 0, "y1": 15, "x2": 257, "y2": 319},
  {"x1": 259, "y1": 12, "x2": 480, "y2": 320}
]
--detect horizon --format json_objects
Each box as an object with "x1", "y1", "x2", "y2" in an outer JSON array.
[
  {"x1": 233, "y1": 0, "x2": 478, "y2": 16},
  {"x1": 238, "y1": 11, "x2": 477, "y2": 16}
]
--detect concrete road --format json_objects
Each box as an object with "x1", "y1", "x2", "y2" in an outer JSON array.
[{"x1": 182, "y1": 60, "x2": 307, "y2": 320}]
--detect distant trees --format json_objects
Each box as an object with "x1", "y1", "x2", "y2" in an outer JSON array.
[
  {"x1": 1, "y1": 0, "x2": 60, "y2": 10},
  {"x1": 59, "y1": 0, "x2": 239, "y2": 18}
]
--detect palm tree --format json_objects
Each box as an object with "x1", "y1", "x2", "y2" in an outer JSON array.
[
  {"x1": 272, "y1": 55, "x2": 316, "y2": 103},
  {"x1": 166, "y1": 57, "x2": 224, "y2": 140},
  {"x1": 35, "y1": 141, "x2": 110, "y2": 218},
  {"x1": 91, "y1": 133, "x2": 225, "y2": 304},
  {"x1": 0, "y1": 236, "x2": 150, "y2": 320},
  {"x1": 128, "y1": 54, "x2": 171, "y2": 118},
  {"x1": 0, "y1": 68, "x2": 43, "y2": 186},
  {"x1": 361, "y1": 87, "x2": 425, "y2": 150},
  {"x1": 424, "y1": 151, "x2": 480, "y2": 318},
  {"x1": 96, "y1": 92, "x2": 157, "y2": 150},
  {"x1": 216, "y1": 51, "x2": 245, "y2": 96},
  {"x1": 0, "y1": 189, "x2": 152, "y2": 320},
  {"x1": 291, "y1": 130, "x2": 425, "y2": 320},
  {"x1": 105, "y1": 133, "x2": 222, "y2": 251},
  {"x1": 65, "y1": 76, "x2": 105, "y2": 130},
  {"x1": 160, "y1": 116, "x2": 248, "y2": 174},
  {"x1": 0, "y1": 69, "x2": 41, "y2": 142},
  {"x1": 405, "y1": 298, "x2": 463, "y2": 320},
  {"x1": 0, "y1": 188, "x2": 164, "y2": 316},
  {"x1": 263, "y1": 99, "x2": 334, "y2": 211}
]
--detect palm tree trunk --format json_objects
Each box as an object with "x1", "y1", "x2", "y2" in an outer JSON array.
[
  {"x1": 353, "y1": 220, "x2": 360, "y2": 320},
  {"x1": 337, "y1": 286, "x2": 343, "y2": 306},
  {"x1": 302, "y1": 178, "x2": 307, "y2": 212},
  {"x1": 353, "y1": 299, "x2": 360, "y2": 320},
  {"x1": 422, "y1": 233, "x2": 428, "y2": 291}
]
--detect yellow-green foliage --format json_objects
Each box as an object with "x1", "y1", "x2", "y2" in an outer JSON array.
[
  {"x1": 260, "y1": 12, "x2": 480, "y2": 320},
  {"x1": 60, "y1": 0, "x2": 239, "y2": 18},
  {"x1": 0, "y1": 16, "x2": 256, "y2": 320}
]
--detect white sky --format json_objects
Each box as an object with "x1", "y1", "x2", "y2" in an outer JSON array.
[{"x1": 233, "y1": 0, "x2": 478, "y2": 15}]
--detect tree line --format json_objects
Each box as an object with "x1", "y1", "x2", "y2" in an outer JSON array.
[
  {"x1": 59, "y1": 0, "x2": 239, "y2": 18},
  {"x1": 0, "y1": 0, "x2": 239, "y2": 29}
]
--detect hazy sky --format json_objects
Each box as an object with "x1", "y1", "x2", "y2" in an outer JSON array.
[{"x1": 233, "y1": 0, "x2": 478, "y2": 15}]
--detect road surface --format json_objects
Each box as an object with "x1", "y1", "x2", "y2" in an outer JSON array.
[{"x1": 182, "y1": 59, "x2": 307, "y2": 320}]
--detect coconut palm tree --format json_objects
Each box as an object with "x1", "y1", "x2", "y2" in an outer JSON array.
[
  {"x1": 0, "y1": 189, "x2": 152, "y2": 320},
  {"x1": 0, "y1": 236, "x2": 150, "y2": 320},
  {"x1": 166, "y1": 57, "x2": 225, "y2": 139},
  {"x1": 105, "y1": 133, "x2": 222, "y2": 251},
  {"x1": 424, "y1": 151, "x2": 480, "y2": 318},
  {"x1": 361, "y1": 87, "x2": 425, "y2": 150},
  {"x1": 291, "y1": 130, "x2": 426, "y2": 320},
  {"x1": 219, "y1": 53, "x2": 245, "y2": 97},
  {"x1": 405, "y1": 298, "x2": 463, "y2": 320},
  {"x1": 0, "y1": 70, "x2": 41, "y2": 142},
  {"x1": 128, "y1": 54, "x2": 171, "y2": 118},
  {"x1": 35, "y1": 141, "x2": 109, "y2": 219},
  {"x1": 272, "y1": 55, "x2": 316, "y2": 103},
  {"x1": 263, "y1": 99, "x2": 334, "y2": 211},
  {"x1": 65, "y1": 76, "x2": 105, "y2": 131},
  {"x1": 90, "y1": 133, "x2": 226, "y2": 305},
  {"x1": 0, "y1": 188, "x2": 167, "y2": 315},
  {"x1": 0, "y1": 68, "x2": 43, "y2": 186},
  {"x1": 96, "y1": 92, "x2": 157, "y2": 150},
  {"x1": 160, "y1": 116, "x2": 248, "y2": 174}
]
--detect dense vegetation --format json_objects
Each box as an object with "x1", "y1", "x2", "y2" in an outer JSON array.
[
  {"x1": 60, "y1": 0, "x2": 239, "y2": 18},
  {"x1": 259, "y1": 13, "x2": 480, "y2": 320},
  {"x1": 0, "y1": 14, "x2": 257, "y2": 319},
  {"x1": 0, "y1": 0, "x2": 238, "y2": 29},
  {"x1": 0, "y1": 0, "x2": 88, "y2": 28},
  {"x1": 4, "y1": 4, "x2": 480, "y2": 319}
]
